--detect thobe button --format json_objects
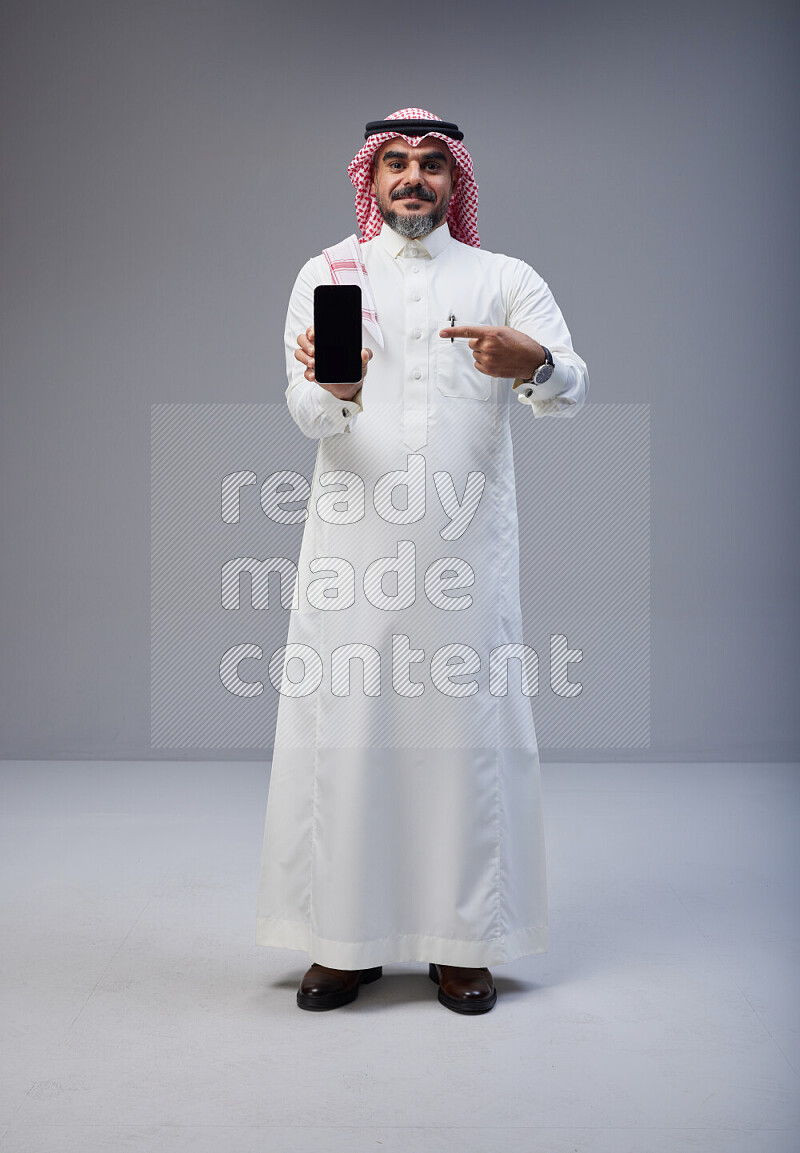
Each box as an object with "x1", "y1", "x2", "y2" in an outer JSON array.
[
  {"x1": 412, "y1": 328, "x2": 422, "y2": 339},
  {"x1": 524, "y1": 390, "x2": 533, "y2": 398},
  {"x1": 408, "y1": 246, "x2": 419, "y2": 256},
  {"x1": 412, "y1": 369, "x2": 422, "y2": 380},
  {"x1": 412, "y1": 292, "x2": 421, "y2": 301},
  {"x1": 342, "y1": 407, "x2": 350, "y2": 416},
  {"x1": 411, "y1": 266, "x2": 419, "y2": 274}
]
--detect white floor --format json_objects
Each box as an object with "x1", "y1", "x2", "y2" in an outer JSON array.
[{"x1": 0, "y1": 760, "x2": 797, "y2": 1153}]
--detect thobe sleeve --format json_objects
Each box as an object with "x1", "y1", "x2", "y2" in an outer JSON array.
[
  {"x1": 506, "y1": 260, "x2": 589, "y2": 419},
  {"x1": 283, "y1": 257, "x2": 364, "y2": 439}
]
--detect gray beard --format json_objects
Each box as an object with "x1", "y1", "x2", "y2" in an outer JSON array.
[
  {"x1": 381, "y1": 204, "x2": 447, "y2": 238},
  {"x1": 375, "y1": 186, "x2": 450, "y2": 238}
]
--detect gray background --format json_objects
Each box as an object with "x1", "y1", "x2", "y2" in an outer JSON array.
[{"x1": 1, "y1": 0, "x2": 797, "y2": 761}]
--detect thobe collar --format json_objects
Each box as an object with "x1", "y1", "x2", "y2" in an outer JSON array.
[{"x1": 375, "y1": 220, "x2": 452, "y2": 260}]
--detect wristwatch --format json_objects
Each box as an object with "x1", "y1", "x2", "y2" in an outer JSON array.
[{"x1": 521, "y1": 345, "x2": 554, "y2": 386}]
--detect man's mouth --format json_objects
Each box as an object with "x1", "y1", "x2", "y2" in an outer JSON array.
[{"x1": 392, "y1": 189, "x2": 436, "y2": 204}]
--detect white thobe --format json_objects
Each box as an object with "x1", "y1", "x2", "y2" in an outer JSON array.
[{"x1": 255, "y1": 220, "x2": 588, "y2": 968}]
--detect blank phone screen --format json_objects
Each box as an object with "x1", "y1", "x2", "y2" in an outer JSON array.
[{"x1": 313, "y1": 285, "x2": 363, "y2": 384}]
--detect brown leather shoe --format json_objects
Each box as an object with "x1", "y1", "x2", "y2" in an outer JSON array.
[
  {"x1": 296, "y1": 963, "x2": 383, "y2": 1011},
  {"x1": 428, "y1": 962, "x2": 497, "y2": 1013}
]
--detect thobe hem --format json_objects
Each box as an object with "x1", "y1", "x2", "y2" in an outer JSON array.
[{"x1": 255, "y1": 915, "x2": 548, "y2": 968}]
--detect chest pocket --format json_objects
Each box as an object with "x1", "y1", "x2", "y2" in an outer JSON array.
[{"x1": 436, "y1": 338, "x2": 492, "y2": 402}]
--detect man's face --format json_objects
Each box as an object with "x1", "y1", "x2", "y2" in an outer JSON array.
[{"x1": 370, "y1": 136, "x2": 460, "y2": 239}]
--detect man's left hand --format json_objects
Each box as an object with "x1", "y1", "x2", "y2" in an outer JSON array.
[{"x1": 439, "y1": 325, "x2": 545, "y2": 380}]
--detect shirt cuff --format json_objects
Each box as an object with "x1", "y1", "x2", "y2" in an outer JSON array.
[
  {"x1": 512, "y1": 354, "x2": 572, "y2": 404},
  {"x1": 317, "y1": 383, "x2": 363, "y2": 433}
]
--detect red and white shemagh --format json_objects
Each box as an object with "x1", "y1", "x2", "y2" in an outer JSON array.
[
  {"x1": 323, "y1": 109, "x2": 478, "y2": 349},
  {"x1": 323, "y1": 236, "x2": 384, "y2": 347},
  {"x1": 347, "y1": 107, "x2": 480, "y2": 247}
]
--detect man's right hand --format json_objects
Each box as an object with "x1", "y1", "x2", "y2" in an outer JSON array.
[{"x1": 295, "y1": 326, "x2": 372, "y2": 401}]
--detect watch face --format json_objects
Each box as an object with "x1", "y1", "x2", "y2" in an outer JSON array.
[{"x1": 535, "y1": 364, "x2": 554, "y2": 384}]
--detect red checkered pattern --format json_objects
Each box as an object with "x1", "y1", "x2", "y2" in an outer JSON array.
[
  {"x1": 323, "y1": 236, "x2": 384, "y2": 348},
  {"x1": 347, "y1": 107, "x2": 480, "y2": 247}
]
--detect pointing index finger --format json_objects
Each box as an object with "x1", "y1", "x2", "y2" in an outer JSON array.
[{"x1": 439, "y1": 325, "x2": 489, "y2": 340}]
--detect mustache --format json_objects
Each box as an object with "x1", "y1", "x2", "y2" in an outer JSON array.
[{"x1": 391, "y1": 185, "x2": 436, "y2": 203}]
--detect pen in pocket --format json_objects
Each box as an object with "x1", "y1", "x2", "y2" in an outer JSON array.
[{"x1": 448, "y1": 314, "x2": 455, "y2": 342}]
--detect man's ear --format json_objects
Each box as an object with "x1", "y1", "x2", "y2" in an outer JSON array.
[{"x1": 451, "y1": 163, "x2": 460, "y2": 189}]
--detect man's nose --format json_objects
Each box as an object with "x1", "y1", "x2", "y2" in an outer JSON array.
[{"x1": 407, "y1": 161, "x2": 425, "y2": 183}]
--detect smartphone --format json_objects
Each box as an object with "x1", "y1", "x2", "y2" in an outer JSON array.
[{"x1": 313, "y1": 285, "x2": 363, "y2": 384}]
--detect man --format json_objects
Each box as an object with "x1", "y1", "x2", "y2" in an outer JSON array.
[{"x1": 256, "y1": 108, "x2": 588, "y2": 1014}]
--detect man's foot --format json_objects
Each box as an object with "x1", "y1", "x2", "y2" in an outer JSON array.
[
  {"x1": 428, "y1": 962, "x2": 497, "y2": 1013},
  {"x1": 296, "y1": 963, "x2": 383, "y2": 1011}
]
